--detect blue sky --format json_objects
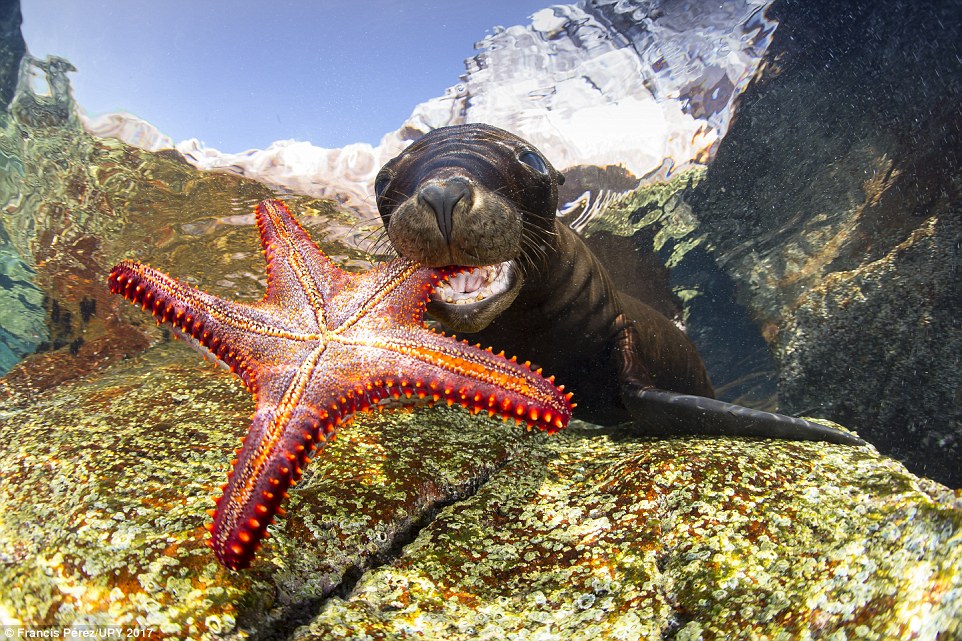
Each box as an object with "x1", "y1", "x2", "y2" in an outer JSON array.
[{"x1": 21, "y1": 1, "x2": 552, "y2": 152}]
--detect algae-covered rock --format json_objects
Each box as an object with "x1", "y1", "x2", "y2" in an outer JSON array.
[
  {"x1": 781, "y1": 216, "x2": 962, "y2": 479},
  {"x1": 684, "y1": 0, "x2": 962, "y2": 486},
  {"x1": 0, "y1": 340, "x2": 537, "y2": 635},
  {"x1": 297, "y1": 426, "x2": 962, "y2": 640},
  {"x1": 3, "y1": 342, "x2": 959, "y2": 637}
]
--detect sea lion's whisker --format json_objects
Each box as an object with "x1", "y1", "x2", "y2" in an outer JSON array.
[
  {"x1": 351, "y1": 225, "x2": 393, "y2": 258},
  {"x1": 518, "y1": 220, "x2": 552, "y2": 267},
  {"x1": 354, "y1": 223, "x2": 384, "y2": 244},
  {"x1": 369, "y1": 233, "x2": 398, "y2": 259}
]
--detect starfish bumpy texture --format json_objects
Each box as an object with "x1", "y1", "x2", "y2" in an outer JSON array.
[{"x1": 108, "y1": 199, "x2": 572, "y2": 570}]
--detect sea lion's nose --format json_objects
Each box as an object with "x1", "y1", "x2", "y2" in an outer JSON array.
[{"x1": 418, "y1": 179, "x2": 470, "y2": 245}]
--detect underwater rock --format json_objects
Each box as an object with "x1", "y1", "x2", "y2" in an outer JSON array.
[
  {"x1": 0, "y1": 0, "x2": 27, "y2": 110},
  {"x1": 296, "y1": 427, "x2": 962, "y2": 640},
  {"x1": 781, "y1": 217, "x2": 962, "y2": 487},
  {"x1": 0, "y1": 0, "x2": 25, "y2": 111},
  {"x1": 3, "y1": 341, "x2": 959, "y2": 637},
  {"x1": 685, "y1": 0, "x2": 962, "y2": 487},
  {"x1": 0, "y1": 341, "x2": 537, "y2": 634},
  {"x1": 0, "y1": 228, "x2": 47, "y2": 375}
]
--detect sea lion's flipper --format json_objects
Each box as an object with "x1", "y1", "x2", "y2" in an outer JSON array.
[
  {"x1": 620, "y1": 384, "x2": 865, "y2": 445},
  {"x1": 613, "y1": 320, "x2": 864, "y2": 445}
]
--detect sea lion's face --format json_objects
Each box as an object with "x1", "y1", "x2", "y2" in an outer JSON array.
[{"x1": 375, "y1": 123, "x2": 564, "y2": 332}]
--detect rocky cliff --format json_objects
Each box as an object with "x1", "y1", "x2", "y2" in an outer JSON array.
[
  {"x1": 0, "y1": 0, "x2": 25, "y2": 110},
  {"x1": 82, "y1": 0, "x2": 776, "y2": 222}
]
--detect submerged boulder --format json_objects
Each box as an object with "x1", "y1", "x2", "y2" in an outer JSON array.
[
  {"x1": 295, "y1": 427, "x2": 962, "y2": 640},
  {"x1": 1, "y1": 344, "x2": 959, "y2": 637}
]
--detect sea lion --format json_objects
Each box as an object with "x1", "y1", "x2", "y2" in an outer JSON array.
[{"x1": 374, "y1": 123, "x2": 863, "y2": 445}]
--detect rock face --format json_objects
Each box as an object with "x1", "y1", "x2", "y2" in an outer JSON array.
[
  {"x1": 0, "y1": 0, "x2": 34, "y2": 375},
  {"x1": 296, "y1": 429, "x2": 962, "y2": 640},
  {"x1": 685, "y1": 0, "x2": 962, "y2": 487}
]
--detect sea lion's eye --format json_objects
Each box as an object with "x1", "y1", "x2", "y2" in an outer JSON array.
[
  {"x1": 374, "y1": 173, "x2": 391, "y2": 199},
  {"x1": 519, "y1": 151, "x2": 549, "y2": 175}
]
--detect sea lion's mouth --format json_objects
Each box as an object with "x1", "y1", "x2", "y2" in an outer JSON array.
[
  {"x1": 434, "y1": 261, "x2": 514, "y2": 305},
  {"x1": 428, "y1": 260, "x2": 523, "y2": 332}
]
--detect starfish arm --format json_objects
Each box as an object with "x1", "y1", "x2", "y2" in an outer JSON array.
[
  {"x1": 327, "y1": 259, "x2": 441, "y2": 331},
  {"x1": 210, "y1": 350, "x2": 398, "y2": 570},
  {"x1": 256, "y1": 199, "x2": 350, "y2": 327},
  {"x1": 108, "y1": 260, "x2": 309, "y2": 391},
  {"x1": 208, "y1": 346, "x2": 343, "y2": 570},
  {"x1": 341, "y1": 329, "x2": 574, "y2": 432}
]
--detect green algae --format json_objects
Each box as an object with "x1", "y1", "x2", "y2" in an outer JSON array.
[
  {"x1": 0, "y1": 342, "x2": 260, "y2": 633},
  {"x1": 577, "y1": 168, "x2": 705, "y2": 260},
  {"x1": 295, "y1": 427, "x2": 962, "y2": 640}
]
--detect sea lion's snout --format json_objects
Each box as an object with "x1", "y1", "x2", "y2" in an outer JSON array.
[
  {"x1": 417, "y1": 178, "x2": 472, "y2": 245},
  {"x1": 383, "y1": 169, "x2": 525, "y2": 332},
  {"x1": 382, "y1": 170, "x2": 522, "y2": 268},
  {"x1": 375, "y1": 123, "x2": 563, "y2": 332}
]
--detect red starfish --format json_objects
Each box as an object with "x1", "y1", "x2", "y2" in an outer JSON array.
[{"x1": 108, "y1": 199, "x2": 572, "y2": 570}]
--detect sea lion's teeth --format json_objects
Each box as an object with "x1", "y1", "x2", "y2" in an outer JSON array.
[{"x1": 432, "y1": 261, "x2": 513, "y2": 305}]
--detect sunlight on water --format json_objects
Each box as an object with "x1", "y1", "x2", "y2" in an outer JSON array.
[
  {"x1": 0, "y1": 56, "x2": 379, "y2": 379},
  {"x1": 81, "y1": 0, "x2": 776, "y2": 230}
]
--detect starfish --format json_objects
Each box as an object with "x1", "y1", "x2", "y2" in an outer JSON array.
[{"x1": 108, "y1": 199, "x2": 572, "y2": 570}]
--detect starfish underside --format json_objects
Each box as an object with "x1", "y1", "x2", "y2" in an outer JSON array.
[{"x1": 108, "y1": 199, "x2": 572, "y2": 570}]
